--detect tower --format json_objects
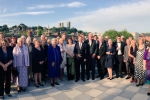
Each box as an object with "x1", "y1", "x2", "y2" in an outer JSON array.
[{"x1": 67, "y1": 22, "x2": 71, "y2": 29}]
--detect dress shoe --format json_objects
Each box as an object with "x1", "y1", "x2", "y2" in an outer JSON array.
[
  {"x1": 7, "y1": 94, "x2": 12, "y2": 97},
  {"x1": 120, "y1": 75, "x2": 123, "y2": 78},
  {"x1": 39, "y1": 83, "x2": 44, "y2": 86},
  {"x1": 100, "y1": 77, "x2": 104, "y2": 80},
  {"x1": 116, "y1": 75, "x2": 119, "y2": 78},
  {"x1": 95, "y1": 75, "x2": 100, "y2": 78},
  {"x1": 126, "y1": 75, "x2": 130, "y2": 79},
  {"x1": 147, "y1": 93, "x2": 150, "y2": 96},
  {"x1": 51, "y1": 83, "x2": 54, "y2": 87},
  {"x1": 92, "y1": 77, "x2": 95, "y2": 80},
  {"x1": 75, "y1": 79, "x2": 79, "y2": 82},
  {"x1": 82, "y1": 79, "x2": 85, "y2": 82},
  {"x1": 87, "y1": 77, "x2": 89, "y2": 80},
  {"x1": 54, "y1": 82, "x2": 60, "y2": 85}
]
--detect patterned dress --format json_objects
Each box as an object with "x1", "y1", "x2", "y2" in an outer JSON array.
[
  {"x1": 134, "y1": 47, "x2": 145, "y2": 79},
  {"x1": 17, "y1": 47, "x2": 28, "y2": 87}
]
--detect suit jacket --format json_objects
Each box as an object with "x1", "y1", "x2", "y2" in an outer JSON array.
[
  {"x1": 124, "y1": 45, "x2": 130, "y2": 62},
  {"x1": 85, "y1": 39, "x2": 97, "y2": 56},
  {"x1": 115, "y1": 41, "x2": 125, "y2": 56},
  {"x1": 97, "y1": 42, "x2": 106, "y2": 59},
  {"x1": 13, "y1": 45, "x2": 30, "y2": 67},
  {"x1": 74, "y1": 42, "x2": 87, "y2": 59}
]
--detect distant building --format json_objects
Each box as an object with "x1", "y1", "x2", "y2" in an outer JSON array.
[
  {"x1": 130, "y1": 32, "x2": 139, "y2": 40},
  {"x1": 58, "y1": 23, "x2": 64, "y2": 28},
  {"x1": 61, "y1": 23, "x2": 64, "y2": 27},
  {"x1": 67, "y1": 22, "x2": 71, "y2": 29},
  {"x1": 58, "y1": 23, "x2": 61, "y2": 28}
]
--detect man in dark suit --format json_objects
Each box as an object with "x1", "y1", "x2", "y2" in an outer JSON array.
[
  {"x1": 97, "y1": 36, "x2": 106, "y2": 79},
  {"x1": 85, "y1": 33, "x2": 97, "y2": 80},
  {"x1": 74, "y1": 36, "x2": 87, "y2": 82},
  {"x1": 115, "y1": 35, "x2": 125, "y2": 78}
]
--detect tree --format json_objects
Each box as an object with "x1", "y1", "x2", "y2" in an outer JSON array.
[
  {"x1": 20, "y1": 23, "x2": 27, "y2": 31},
  {"x1": 37, "y1": 29, "x2": 43, "y2": 36},
  {"x1": 103, "y1": 29, "x2": 133, "y2": 41},
  {"x1": 60, "y1": 27, "x2": 67, "y2": 32},
  {"x1": 38, "y1": 26, "x2": 43, "y2": 30},
  {"x1": 103, "y1": 29, "x2": 119, "y2": 41},
  {"x1": 51, "y1": 27, "x2": 58, "y2": 33},
  {"x1": 1, "y1": 24, "x2": 9, "y2": 33},
  {"x1": 70, "y1": 28, "x2": 77, "y2": 33},
  {"x1": 119, "y1": 29, "x2": 133, "y2": 39},
  {"x1": 78, "y1": 30, "x2": 83, "y2": 33}
]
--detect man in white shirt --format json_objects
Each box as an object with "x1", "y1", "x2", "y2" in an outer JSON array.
[{"x1": 115, "y1": 35, "x2": 125, "y2": 78}]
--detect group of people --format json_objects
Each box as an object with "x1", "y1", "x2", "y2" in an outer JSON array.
[{"x1": 0, "y1": 31, "x2": 150, "y2": 99}]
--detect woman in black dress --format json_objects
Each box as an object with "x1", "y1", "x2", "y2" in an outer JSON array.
[
  {"x1": 0, "y1": 40, "x2": 13, "y2": 99},
  {"x1": 32, "y1": 40, "x2": 45, "y2": 87},
  {"x1": 128, "y1": 40, "x2": 138, "y2": 83},
  {"x1": 105, "y1": 39, "x2": 116, "y2": 80},
  {"x1": 41, "y1": 40, "x2": 48, "y2": 81}
]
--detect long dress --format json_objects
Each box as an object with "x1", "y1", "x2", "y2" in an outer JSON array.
[
  {"x1": 32, "y1": 47, "x2": 45, "y2": 73},
  {"x1": 129, "y1": 46, "x2": 138, "y2": 76},
  {"x1": 48, "y1": 45, "x2": 62, "y2": 78},
  {"x1": 17, "y1": 47, "x2": 28, "y2": 87},
  {"x1": 143, "y1": 50, "x2": 150, "y2": 84},
  {"x1": 134, "y1": 47, "x2": 145, "y2": 79},
  {"x1": 105, "y1": 46, "x2": 116, "y2": 68}
]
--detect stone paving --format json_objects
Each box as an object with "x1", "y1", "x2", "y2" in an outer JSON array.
[{"x1": 4, "y1": 76, "x2": 150, "y2": 100}]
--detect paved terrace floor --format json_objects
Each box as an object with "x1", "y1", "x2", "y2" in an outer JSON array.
[{"x1": 4, "y1": 76, "x2": 150, "y2": 100}]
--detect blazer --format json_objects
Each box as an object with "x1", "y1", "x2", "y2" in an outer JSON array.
[
  {"x1": 85, "y1": 39, "x2": 97, "y2": 55},
  {"x1": 13, "y1": 44, "x2": 30, "y2": 67},
  {"x1": 124, "y1": 45, "x2": 130, "y2": 62},
  {"x1": 97, "y1": 42, "x2": 106, "y2": 58},
  {"x1": 74, "y1": 42, "x2": 87, "y2": 59},
  {"x1": 0, "y1": 47, "x2": 13, "y2": 67},
  {"x1": 115, "y1": 41, "x2": 125, "y2": 56}
]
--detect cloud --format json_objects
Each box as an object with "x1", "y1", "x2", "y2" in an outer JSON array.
[
  {"x1": 59, "y1": 0, "x2": 150, "y2": 33},
  {"x1": 0, "y1": 11, "x2": 55, "y2": 17},
  {"x1": 28, "y1": 2, "x2": 86, "y2": 10}
]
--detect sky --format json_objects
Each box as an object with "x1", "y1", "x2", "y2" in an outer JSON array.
[{"x1": 0, "y1": 0, "x2": 150, "y2": 33}]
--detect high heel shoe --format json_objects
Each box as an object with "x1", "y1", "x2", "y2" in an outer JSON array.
[
  {"x1": 17, "y1": 90, "x2": 21, "y2": 93},
  {"x1": 51, "y1": 83, "x2": 54, "y2": 87},
  {"x1": 34, "y1": 83, "x2": 39, "y2": 88},
  {"x1": 136, "y1": 84, "x2": 139, "y2": 87},
  {"x1": 39, "y1": 83, "x2": 44, "y2": 86}
]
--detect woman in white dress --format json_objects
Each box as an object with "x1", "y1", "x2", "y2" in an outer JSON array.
[{"x1": 58, "y1": 38, "x2": 66, "y2": 80}]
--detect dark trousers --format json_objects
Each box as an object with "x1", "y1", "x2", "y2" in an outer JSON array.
[
  {"x1": 97, "y1": 57, "x2": 105, "y2": 78},
  {"x1": 86, "y1": 56, "x2": 96, "y2": 78},
  {"x1": 75, "y1": 58, "x2": 85, "y2": 80},
  {"x1": 0, "y1": 67, "x2": 11, "y2": 96},
  {"x1": 116, "y1": 55, "x2": 123, "y2": 76},
  {"x1": 67, "y1": 58, "x2": 74, "y2": 80}
]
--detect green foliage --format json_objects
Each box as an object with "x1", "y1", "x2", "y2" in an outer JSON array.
[
  {"x1": 21, "y1": 31, "x2": 27, "y2": 35},
  {"x1": 51, "y1": 27, "x2": 58, "y2": 33},
  {"x1": 37, "y1": 29, "x2": 43, "y2": 36},
  {"x1": 78, "y1": 30, "x2": 83, "y2": 33},
  {"x1": 1, "y1": 24, "x2": 9, "y2": 33},
  {"x1": 103, "y1": 29, "x2": 133, "y2": 41}
]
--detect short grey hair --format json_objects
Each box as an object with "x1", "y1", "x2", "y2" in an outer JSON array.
[
  {"x1": 17, "y1": 38, "x2": 22, "y2": 43},
  {"x1": 51, "y1": 38, "x2": 56, "y2": 42},
  {"x1": 98, "y1": 36, "x2": 104, "y2": 40},
  {"x1": 26, "y1": 37, "x2": 31, "y2": 43},
  {"x1": 21, "y1": 35, "x2": 26, "y2": 39}
]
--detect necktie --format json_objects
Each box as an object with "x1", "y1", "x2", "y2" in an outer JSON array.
[{"x1": 90, "y1": 41, "x2": 92, "y2": 46}]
